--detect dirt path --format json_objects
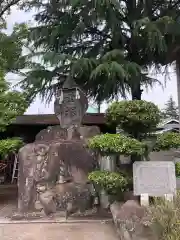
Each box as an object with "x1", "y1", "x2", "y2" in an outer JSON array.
[{"x1": 0, "y1": 221, "x2": 118, "y2": 240}]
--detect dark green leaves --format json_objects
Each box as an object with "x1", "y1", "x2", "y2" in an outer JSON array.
[{"x1": 16, "y1": 0, "x2": 180, "y2": 103}]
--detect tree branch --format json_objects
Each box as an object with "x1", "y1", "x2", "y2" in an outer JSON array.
[
  {"x1": 153, "y1": 0, "x2": 180, "y2": 18},
  {"x1": 0, "y1": 0, "x2": 21, "y2": 18}
]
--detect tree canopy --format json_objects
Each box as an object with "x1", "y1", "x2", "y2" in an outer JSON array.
[
  {"x1": 0, "y1": 23, "x2": 28, "y2": 74},
  {"x1": 0, "y1": 71, "x2": 28, "y2": 132},
  {"x1": 0, "y1": 17, "x2": 29, "y2": 129},
  {"x1": 16, "y1": 0, "x2": 180, "y2": 104},
  {"x1": 0, "y1": 4, "x2": 29, "y2": 159}
]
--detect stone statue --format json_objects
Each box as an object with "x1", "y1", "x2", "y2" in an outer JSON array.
[
  {"x1": 54, "y1": 77, "x2": 88, "y2": 129},
  {"x1": 14, "y1": 77, "x2": 100, "y2": 219}
]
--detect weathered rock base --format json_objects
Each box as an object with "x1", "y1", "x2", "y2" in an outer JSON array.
[
  {"x1": 110, "y1": 200, "x2": 157, "y2": 240},
  {"x1": 16, "y1": 125, "x2": 100, "y2": 219}
]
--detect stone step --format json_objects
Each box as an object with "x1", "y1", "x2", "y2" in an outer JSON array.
[{"x1": 0, "y1": 218, "x2": 113, "y2": 224}]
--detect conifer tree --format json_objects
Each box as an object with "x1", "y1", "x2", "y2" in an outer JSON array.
[
  {"x1": 161, "y1": 96, "x2": 179, "y2": 120},
  {"x1": 18, "y1": 0, "x2": 180, "y2": 103}
]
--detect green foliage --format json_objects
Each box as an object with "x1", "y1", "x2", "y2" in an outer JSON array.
[
  {"x1": 0, "y1": 138, "x2": 24, "y2": 159},
  {"x1": 106, "y1": 100, "x2": 161, "y2": 136},
  {"x1": 148, "y1": 192, "x2": 180, "y2": 240},
  {"x1": 154, "y1": 132, "x2": 180, "y2": 151},
  {"x1": 0, "y1": 72, "x2": 28, "y2": 131},
  {"x1": 0, "y1": 23, "x2": 28, "y2": 74},
  {"x1": 161, "y1": 96, "x2": 178, "y2": 120},
  {"x1": 88, "y1": 133, "x2": 146, "y2": 156},
  {"x1": 88, "y1": 170, "x2": 128, "y2": 195},
  {"x1": 175, "y1": 162, "x2": 180, "y2": 178},
  {"x1": 17, "y1": 0, "x2": 180, "y2": 103},
  {"x1": 71, "y1": 50, "x2": 145, "y2": 102}
]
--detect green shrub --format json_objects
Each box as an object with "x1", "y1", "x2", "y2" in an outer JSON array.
[
  {"x1": 148, "y1": 192, "x2": 180, "y2": 240},
  {"x1": 0, "y1": 138, "x2": 24, "y2": 159},
  {"x1": 106, "y1": 100, "x2": 160, "y2": 136},
  {"x1": 154, "y1": 132, "x2": 180, "y2": 151},
  {"x1": 88, "y1": 170, "x2": 128, "y2": 195},
  {"x1": 176, "y1": 162, "x2": 180, "y2": 178},
  {"x1": 88, "y1": 133, "x2": 146, "y2": 155}
]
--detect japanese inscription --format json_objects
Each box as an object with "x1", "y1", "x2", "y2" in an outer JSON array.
[
  {"x1": 133, "y1": 161, "x2": 176, "y2": 197},
  {"x1": 54, "y1": 88, "x2": 87, "y2": 129}
]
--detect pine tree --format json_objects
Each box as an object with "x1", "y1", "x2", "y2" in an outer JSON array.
[
  {"x1": 161, "y1": 96, "x2": 179, "y2": 120},
  {"x1": 18, "y1": 0, "x2": 180, "y2": 103}
]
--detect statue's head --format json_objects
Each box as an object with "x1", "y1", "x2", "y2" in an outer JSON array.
[{"x1": 54, "y1": 77, "x2": 88, "y2": 129}]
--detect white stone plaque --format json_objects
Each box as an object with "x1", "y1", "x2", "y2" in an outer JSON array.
[{"x1": 133, "y1": 161, "x2": 176, "y2": 197}]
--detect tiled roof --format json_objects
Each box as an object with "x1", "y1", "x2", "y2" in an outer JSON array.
[
  {"x1": 13, "y1": 113, "x2": 106, "y2": 125},
  {"x1": 157, "y1": 118, "x2": 179, "y2": 128}
]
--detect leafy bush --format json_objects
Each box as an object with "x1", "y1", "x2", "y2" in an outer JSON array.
[
  {"x1": 88, "y1": 133, "x2": 146, "y2": 155},
  {"x1": 176, "y1": 162, "x2": 180, "y2": 178},
  {"x1": 148, "y1": 192, "x2": 180, "y2": 240},
  {"x1": 0, "y1": 138, "x2": 24, "y2": 159},
  {"x1": 154, "y1": 132, "x2": 180, "y2": 151},
  {"x1": 106, "y1": 100, "x2": 161, "y2": 136},
  {"x1": 88, "y1": 170, "x2": 128, "y2": 195}
]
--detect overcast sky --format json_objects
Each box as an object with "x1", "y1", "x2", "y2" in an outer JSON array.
[{"x1": 6, "y1": 7, "x2": 178, "y2": 114}]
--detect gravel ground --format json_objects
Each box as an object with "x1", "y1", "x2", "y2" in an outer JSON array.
[{"x1": 0, "y1": 222, "x2": 119, "y2": 240}]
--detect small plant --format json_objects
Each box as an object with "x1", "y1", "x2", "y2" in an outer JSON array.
[
  {"x1": 175, "y1": 162, "x2": 180, "y2": 178},
  {"x1": 88, "y1": 133, "x2": 146, "y2": 156},
  {"x1": 88, "y1": 170, "x2": 128, "y2": 195},
  {"x1": 147, "y1": 192, "x2": 180, "y2": 240},
  {"x1": 0, "y1": 138, "x2": 24, "y2": 159}
]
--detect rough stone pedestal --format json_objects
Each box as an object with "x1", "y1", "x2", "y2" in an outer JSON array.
[
  {"x1": 14, "y1": 125, "x2": 100, "y2": 219},
  {"x1": 110, "y1": 201, "x2": 157, "y2": 240}
]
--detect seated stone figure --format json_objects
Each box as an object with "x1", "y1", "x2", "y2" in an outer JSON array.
[
  {"x1": 14, "y1": 77, "x2": 100, "y2": 219},
  {"x1": 16, "y1": 125, "x2": 100, "y2": 219}
]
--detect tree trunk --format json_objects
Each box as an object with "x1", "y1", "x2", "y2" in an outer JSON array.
[
  {"x1": 100, "y1": 155, "x2": 116, "y2": 172},
  {"x1": 176, "y1": 60, "x2": 180, "y2": 132},
  {"x1": 99, "y1": 154, "x2": 116, "y2": 209},
  {"x1": 97, "y1": 102, "x2": 101, "y2": 113},
  {"x1": 131, "y1": 131, "x2": 142, "y2": 164},
  {"x1": 131, "y1": 82, "x2": 143, "y2": 100}
]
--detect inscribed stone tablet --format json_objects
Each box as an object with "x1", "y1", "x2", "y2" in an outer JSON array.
[
  {"x1": 133, "y1": 161, "x2": 176, "y2": 197},
  {"x1": 54, "y1": 89, "x2": 88, "y2": 129}
]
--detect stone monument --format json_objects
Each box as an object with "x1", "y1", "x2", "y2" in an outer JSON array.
[
  {"x1": 133, "y1": 161, "x2": 176, "y2": 206},
  {"x1": 14, "y1": 77, "x2": 100, "y2": 219},
  {"x1": 54, "y1": 77, "x2": 88, "y2": 129}
]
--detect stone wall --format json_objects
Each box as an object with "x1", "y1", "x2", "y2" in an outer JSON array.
[{"x1": 149, "y1": 149, "x2": 176, "y2": 162}]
